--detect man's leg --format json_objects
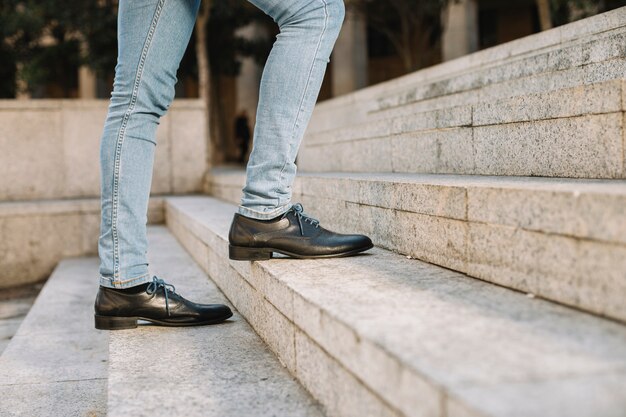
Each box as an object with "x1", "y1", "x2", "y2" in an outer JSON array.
[
  {"x1": 96, "y1": 0, "x2": 231, "y2": 330},
  {"x1": 240, "y1": 0, "x2": 345, "y2": 219},
  {"x1": 230, "y1": 0, "x2": 373, "y2": 260}
]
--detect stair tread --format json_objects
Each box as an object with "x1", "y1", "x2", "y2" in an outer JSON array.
[
  {"x1": 0, "y1": 258, "x2": 108, "y2": 417},
  {"x1": 0, "y1": 226, "x2": 324, "y2": 417},
  {"x1": 107, "y1": 226, "x2": 324, "y2": 417},
  {"x1": 166, "y1": 196, "x2": 626, "y2": 417},
  {"x1": 212, "y1": 168, "x2": 626, "y2": 243}
]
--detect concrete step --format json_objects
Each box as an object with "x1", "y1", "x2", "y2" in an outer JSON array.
[
  {"x1": 0, "y1": 258, "x2": 108, "y2": 417},
  {"x1": 308, "y1": 9, "x2": 626, "y2": 134},
  {"x1": 0, "y1": 285, "x2": 40, "y2": 355},
  {"x1": 0, "y1": 197, "x2": 164, "y2": 289},
  {"x1": 165, "y1": 195, "x2": 626, "y2": 417},
  {"x1": 0, "y1": 226, "x2": 324, "y2": 417},
  {"x1": 209, "y1": 168, "x2": 626, "y2": 323},
  {"x1": 106, "y1": 226, "x2": 324, "y2": 417},
  {"x1": 299, "y1": 79, "x2": 626, "y2": 179}
]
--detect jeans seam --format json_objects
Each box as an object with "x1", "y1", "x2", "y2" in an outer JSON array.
[
  {"x1": 273, "y1": 0, "x2": 329, "y2": 208},
  {"x1": 110, "y1": 0, "x2": 166, "y2": 279}
]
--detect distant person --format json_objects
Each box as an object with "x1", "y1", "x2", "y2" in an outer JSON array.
[
  {"x1": 94, "y1": 0, "x2": 372, "y2": 331},
  {"x1": 234, "y1": 110, "x2": 251, "y2": 163}
]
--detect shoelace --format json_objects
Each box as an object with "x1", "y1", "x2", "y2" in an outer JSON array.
[
  {"x1": 289, "y1": 203, "x2": 320, "y2": 236},
  {"x1": 146, "y1": 276, "x2": 176, "y2": 316}
]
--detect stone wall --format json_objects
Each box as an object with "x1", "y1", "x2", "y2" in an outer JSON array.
[
  {"x1": 0, "y1": 99, "x2": 208, "y2": 288},
  {"x1": 0, "y1": 99, "x2": 208, "y2": 201}
]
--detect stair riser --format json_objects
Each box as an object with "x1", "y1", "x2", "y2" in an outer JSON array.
[
  {"x1": 306, "y1": 79, "x2": 625, "y2": 147},
  {"x1": 0, "y1": 198, "x2": 164, "y2": 289},
  {"x1": 300, "y1": 112, "x2": 625, "y2": 179},
  {"x1": 210, "y1": 175, "x2": 626, "y2": 322},
  {"x1": 373, "y1": 31, "x2": 626, "y2": 115},
  {"x1": 212, "y1": 172, "x2": 626, "y2": 247},
  {"x1": 307, "y1": 28, "x2": 626, "y2": 135},
  {"x1": 166, "y1": 208, "x2": 414, "y2": 417}
]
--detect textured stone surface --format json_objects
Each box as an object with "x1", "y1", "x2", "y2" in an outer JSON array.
[
  {"x1": 0, "y1": 294, "x2": 36, "y2": 355},
  {"x1": 390, "y1": 129, "x2": 475, "y2": 175},
  {"x1": 107, "y1": 226, "x2": 324, "y2": 417},
  {"x1": 0, "y1": 258, "x2": 108, "y2": 417},
  {"x1": 0, "y1": 197, "x2": 164, "y2": 288},
  {"x1": 0, "y1": 379, "x2": 106, "y2": 417},
  {"x1": 166, "y1": 196, "x2": 626, "y2": 417},
  {"x1": 0, "y1": 99, "x2": 206, "y2": 201},
  {"x1": 302, "y1": 102, "x2": 625, "y2": 179},
  {"x1": 169, "y1": 105, "x2": 208, "y2": 193},
  {"x1": 212, "y1": 169, "x2": 626, "y2": 245},
  {"x1": 300, "y1": 13, "x2": 626, "y2": 179},
  {"x1": 473, "y1": 80, "x2": 624, "y2": 126},
  {"x1": 308, "y1": 23, "x2": 626, "y2": 131},
  {"x1": 0, "y1": 108, "x2": 64, "y2": 200},
  {"x1": 472, "y1": 113, "x2": 624, "y2": 178}
]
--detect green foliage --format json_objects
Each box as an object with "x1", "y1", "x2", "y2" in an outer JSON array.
[
  {"x1": 0, "y1": 0, "x2": 272, "y2": 98},
  {"x1": 0, "y1": 0, "x2": 117, "y2": 97}
]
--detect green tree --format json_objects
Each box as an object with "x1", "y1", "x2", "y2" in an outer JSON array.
[{"x1": 0, "y1": 0, "x2": 118, "y2": 98}]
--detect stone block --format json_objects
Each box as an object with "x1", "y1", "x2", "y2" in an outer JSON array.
[
  {"x1": 0, "y1": 379, "x2": 106, "y2": 417},
  {"x1": 0, "y1": 99, "x2": 207, "y2": 201},
  {"x1": 393, "y1": 208, "x2": 468, "y2": 271},
  {"x1": 306, "y1": 118, "x2": 392, "y2": 146},
  {"x1": 466, "y1": 222, "x2": 626, "y2": 321},
  {"x1": 451, "y1": 372, "x2": 626, "y2": 417},
  {"x1": 300, "y1": 137, "x2": 393, "y2": 173},
  {"x1": 391, "y1": 129, "x2": 475, "y2": 175},
  {"x1": 295, "y1": 330, "x2": 402, "y2": 417},
  {"x1": 356, "y1": 175, "x2": 467, "y2": 220},
  {"x1": 170, "y1": 103, "x2": 207, "y2": 193},
  {"x1": 392, "y1": 106, "x2": 472, "y2": 134},
  {"x1": 473, "y1": 113, "x2": 624, "y2": 178},
  {"x1": 0, "y1": 197, "x2": 164, "y2": 288},
  {"x1": 0, "y1": 108, "x2": 64, "y2": 200},
  {"x1": 473, "y1": 80, "x2": 624, "y2": 126},
  {"x1": 467, "y1": 180, "x2": 626, "y2": 244},
  {"x1": 61, "y1": 103, "x2": 107, "y2": 197},
  {"x1": 151, "y1": 110, "x2": 173, "y2": 194}
]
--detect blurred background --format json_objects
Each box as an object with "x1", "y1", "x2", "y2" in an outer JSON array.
[{"x1": 2, "y1": 0, "x2": 624, "y2": 164}]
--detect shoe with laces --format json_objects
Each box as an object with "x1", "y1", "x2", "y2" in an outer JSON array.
[
  {"x1": 228, "y1": 203, "x2": 373, "y2": 260},
  {"x1": 94, "y1": 276, "x2": 233, "y2": 330}
]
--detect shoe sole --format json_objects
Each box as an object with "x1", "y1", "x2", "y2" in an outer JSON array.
[
  {"x1": 94, "y1": 311, "x2": 234, "y2": 331},
  {"x1": 228, "y1": 243, "x2": 374, "y2": 261}
]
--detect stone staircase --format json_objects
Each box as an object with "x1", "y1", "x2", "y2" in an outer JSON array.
[
  {"x1": 1, "y1": 7, "x2": 626, "y2": 417},
  {"x1": 0, "y1": 227, "x2": 323, "y2": 417},
  {"x1": 211, "y1": 6, "x2": 626, "y2": 324}
]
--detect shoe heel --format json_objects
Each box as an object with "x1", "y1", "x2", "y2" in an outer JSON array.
[
  {"x1": 94, "y1": 315, "x2": 138, "y2": 330},
  {"x1": 229, "y1": 245, "x2": 272, "y2": 261}
]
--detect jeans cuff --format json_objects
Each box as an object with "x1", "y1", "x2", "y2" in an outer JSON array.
[
  {"x1": 238, "y1": 202, "x2": 292, "y2": 220},
  {"x1": 99, "y1": 273, "x2": 152, "y2": 289}
]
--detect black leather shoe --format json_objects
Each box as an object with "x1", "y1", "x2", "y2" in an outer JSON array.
[
  {"x1": 228, "y1": 203, "x2": 373, "y2": 260},
  {"x1": 94, "y1": 277, "x2": 233, "y2": 330}
]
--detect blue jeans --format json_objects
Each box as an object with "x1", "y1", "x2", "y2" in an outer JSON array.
[{"x1": 99, "y1": 0, "x2": 345, "y2": 288}]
